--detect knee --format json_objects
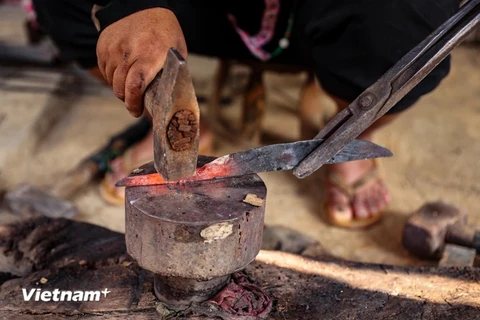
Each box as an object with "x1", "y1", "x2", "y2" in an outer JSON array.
[
  {"x1": 388, "y1": 56, "x2": 451, "y2": 114},
  {"x1": 32, "y1": 0, "x2": 94, "y2": 43},
  {"x1": 31, "y1": 0, "x2": 61, "y2": 30},
  {"x1": 31, "y1": 0, "x2": 98, "y2": 67}
]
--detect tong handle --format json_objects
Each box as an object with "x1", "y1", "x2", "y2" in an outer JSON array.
[{"x1": 293, "y1": 0, "x2": 480, "y2": 179}]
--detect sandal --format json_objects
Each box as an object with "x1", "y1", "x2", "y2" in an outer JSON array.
[
  {"x1": 324, "y1": 159, "x2": 387, "y2": 228},
  {"x1": 99, "y1": 148, "x2": 149, "y2": 206}
]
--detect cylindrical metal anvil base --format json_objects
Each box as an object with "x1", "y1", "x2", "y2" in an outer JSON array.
[
  {"x1": 154, "y1": 274, "x2": 230, "y2": 306},
  {"x1": 124, "y1": 156, "x2": 267, "y2": 305}
]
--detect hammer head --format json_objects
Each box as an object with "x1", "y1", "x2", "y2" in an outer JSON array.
[
  {"x1": 143, "y1": 48, "x2": 200, "y2": 181},
  {"x1": 402, "y1": 201, "x2": 467, "y2": 259}
]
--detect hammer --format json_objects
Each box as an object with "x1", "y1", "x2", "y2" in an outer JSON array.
[{"x1": 402, "y1": 201, "x2": 480, "y2": 260}]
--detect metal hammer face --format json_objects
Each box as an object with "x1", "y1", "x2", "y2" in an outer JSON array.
[{"x1": 402, "y1": 202, "x2": 468, "y2": 259}]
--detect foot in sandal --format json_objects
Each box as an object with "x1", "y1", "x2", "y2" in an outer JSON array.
[
  {"x1": 324, "y1": 157, "x2": 391, "y2": 228},
  {"x1": 100, "y1": 129, "x2": 155, "y2": 205}
]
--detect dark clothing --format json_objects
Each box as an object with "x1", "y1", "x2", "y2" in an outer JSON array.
[{"x1": 32, "y1": 0, "x2": 460, "y2": 113}]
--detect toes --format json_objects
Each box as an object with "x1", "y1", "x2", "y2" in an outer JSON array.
[
  {"x1": 108, "y1": 159, "x2": 126, "y2": 180},
  {"x1": 366, "y1": 196, "x2": 379, "y2": 216},
  {"x1": 353, "y1": 180, "x2": 391, "y2": 219},
  {"x1": 370, "y1": 184, "x2": 385, "y2": 213},
  {"x1": 382, "y1": 186, "x2": 391, "y2": 205},
  {"x1": 109, "y1": 158, "x2": 122, "y2": 171},
  {"x1": 328, "y1": 204, "x2": 353, "y2": 222},
  {"x1": 325, "y1": 187, "x2": 354, "y2": 223},
  {"x1": 376, "y1": 181, "x2": 391, "y2": 211},
  {"x1": 352, "y1": 195, "x2": 369, "y2": 219}
]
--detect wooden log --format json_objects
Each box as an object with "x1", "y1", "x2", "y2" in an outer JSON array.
[{"x1": 0, "y1": 216, "x2": 479, "y2": 319}]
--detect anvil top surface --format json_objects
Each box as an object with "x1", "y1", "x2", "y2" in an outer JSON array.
[{"x1": 125, "y1": 161, "x2": 266, "y2": 224}]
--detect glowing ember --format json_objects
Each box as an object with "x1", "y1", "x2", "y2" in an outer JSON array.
[{"x1": 115, "y1": 157, "x2": 233, "y2": 187}]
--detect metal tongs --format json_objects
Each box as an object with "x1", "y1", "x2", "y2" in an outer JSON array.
[{"x1": 293, "y1": 0, "x2": 480, "y2": 179}]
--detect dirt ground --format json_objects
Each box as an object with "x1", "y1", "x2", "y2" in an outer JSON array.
[{"x1": 1, "y1": 4, "x2": 479, "y2": 268}]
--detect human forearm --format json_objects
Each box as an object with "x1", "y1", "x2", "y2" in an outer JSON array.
[{"x1": 92, "y1": 0, "x2": 174, "y2": 32}]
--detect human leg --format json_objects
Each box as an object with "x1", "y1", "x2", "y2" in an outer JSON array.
[{"x1": 295, "y1": 0, "x2": 459, "y2": 227}]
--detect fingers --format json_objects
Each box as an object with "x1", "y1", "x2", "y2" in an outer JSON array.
[
  {"x1": 105, "y1": 62, "x2": 116, "y2": 85},
  {"x1": 102, "y1": 49, "x2": 130, "y2": 86},
  {"x1": 112, "y1": 67, "x2": 126, "y2": 101},
  {"x1": 96, "y1": 35, "x2": 127, "y2": 86},
  {"x1": 111, "y1": 56, "x2": 135, "y2": 102},
  {"x1": 99, "y1": 50, "x2": 163, "y2": 117},
  {"x1": 94, "y1": 8, "x2": 187, "y2": 118},
  {"x1": 124, "y1": 61, "x2": 145, "y2": 117},
  {"x1": 124, "y1": 57, "x2": 165, "y2": 117},
  {"x1": 95, "y1": 38, "x2": 108, "y2": 81}
]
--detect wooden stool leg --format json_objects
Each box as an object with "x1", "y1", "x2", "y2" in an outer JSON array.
[
  {"x1": 210, "y1": 59, "x2": 231, "y2": 120},
  {"x1": 242, "y1": 69, "x2": 265, "y2": 144},
  {"x1": 207, "y1": 59, "x2": 231, "y2": 148},
  {"x1": 298, "y1": 73, "x2": 337, "y2": 140}
]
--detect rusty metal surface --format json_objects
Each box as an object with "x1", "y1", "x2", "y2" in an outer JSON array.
[
  {"x1": 402, "y1": 202, "x2": 474, "y2": 259},
  {"x1": 439, "y1": 244, "x2": 476, "y2": 267},
  {"x1": 124, "y1": 157, "x2": 266, "y2": 280},
  {"x1": 143, "y1": 48, "x2": 200, "y2": 181},
  {"x1": 154, "y1": 275, "x2": 230, "y2": 306},
  {"x1": 294, "y1": 0, "x2": 480, "y2": 178},
  {"x1": 116, "y1": 139, "x2": 392, "y2": 188}
]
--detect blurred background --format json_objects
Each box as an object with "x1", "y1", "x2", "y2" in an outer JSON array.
[{"x1": 0, "y1": 1, "x2": 479, "y2": 267}]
